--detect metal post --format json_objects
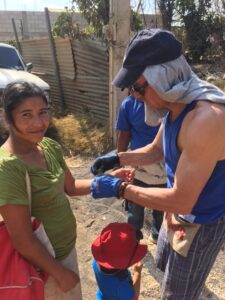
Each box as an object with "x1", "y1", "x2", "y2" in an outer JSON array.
[
  {"x1": 44, "y1": 7, "x2": 66, "y2": 112},
  {"x1": 12, "y1": 18, "x2": 22, "y2": 53},
  {"x1": 155, "y1": 0, "x2": 158, "y2": 27}
]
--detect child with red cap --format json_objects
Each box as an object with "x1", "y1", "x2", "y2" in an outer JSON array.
[{"x1": 91, "y1": 222, "x2": 147, "y2": 300}]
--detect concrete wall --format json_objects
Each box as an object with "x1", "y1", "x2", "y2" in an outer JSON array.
[
  {"x1": 0, "y1": 10, "x2": 88, "y2": 42},
  {"x1": 0, "y1": 10, "x2": 162, "y2": 43},
  {"x1": 141, "y1": 14, "x2": 162, "y2": 28}
]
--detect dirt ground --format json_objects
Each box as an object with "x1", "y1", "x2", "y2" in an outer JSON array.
[{"x1": 67, "y1": 157, "x2": 225, "y2": 300}]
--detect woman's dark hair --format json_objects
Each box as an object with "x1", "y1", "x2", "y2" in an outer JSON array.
[{"x1": 2, "y1": 81, "x2": 49, "y2": 123}]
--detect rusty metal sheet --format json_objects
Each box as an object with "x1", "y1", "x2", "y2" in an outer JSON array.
[{"x1": 20, "y1": 37, "x2": 109, "y2": 123}]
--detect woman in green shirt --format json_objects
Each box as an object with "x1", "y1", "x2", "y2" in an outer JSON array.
[{"x1": 0, "y1": 81, "x2": 133, "y2": 300}]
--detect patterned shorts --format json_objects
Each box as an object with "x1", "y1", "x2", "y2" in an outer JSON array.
[{"x1": 155, "y1": 216, "x2": 225, "y2": 300}]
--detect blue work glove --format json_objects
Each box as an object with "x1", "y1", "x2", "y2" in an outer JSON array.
[
  {"x1": 91, "y1": 175, "x2": 123, "y2": 199},
  {"x1": 90, "y1": 153, "x2": 120, "y2": 175}
]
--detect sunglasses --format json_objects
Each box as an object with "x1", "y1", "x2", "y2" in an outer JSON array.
[{"x1": 129, "y1": 81, "x2": 148, "y2": 96}]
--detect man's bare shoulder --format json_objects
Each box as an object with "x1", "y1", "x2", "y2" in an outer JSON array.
[
  {"x1": 183, "y1": 101, "x2": 225, "y2": 130},
  {"x1": 188, "y1": 101, "x2": 225, "y2": 120},
  {"x1": 179, "y1": 101, "x2": 225, "y2": 160},
  {"x1": 196, "y1": 101, "x2": 225, "y2": 116}
]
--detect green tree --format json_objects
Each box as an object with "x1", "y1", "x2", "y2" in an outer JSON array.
[
  {"x1": 52, "y1": 9, "x2": 78, "y2": 38},
  {"x1": 157, "y1": 0, "x2": 176, "y2": 30},
  {"x1": 72, "y1": 0, "x2": 109, "y2": 37},
  {"x1": 73, "y1": 0, "x2": 143, "y2": 37},
  {"x1": 131, "y1": 10, "x2": 144, "y2": 32},
  {"x1": 176, "y1": 0, "x2": 212, "y2": 62},
  {"x1": 213, "y1": 0, "x2": 225, "y2": 53},
  {"x1": 52, "y1": 7, "x2": 93, "y2": 39}
]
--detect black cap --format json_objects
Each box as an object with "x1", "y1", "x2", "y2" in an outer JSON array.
[{"x1": 112, "y1": 28, "x2": 182, "y2": 89}]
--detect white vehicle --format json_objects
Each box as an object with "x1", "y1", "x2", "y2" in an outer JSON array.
[{"x1": 0, "y1": 43, "x2": 50, "y2": 101}]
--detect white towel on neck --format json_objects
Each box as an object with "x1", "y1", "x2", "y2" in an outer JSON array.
[{"x1": 143, "y1": 55, "x2": 225, "y2": 126}]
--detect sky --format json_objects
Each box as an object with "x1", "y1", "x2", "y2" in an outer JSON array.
[
  {"x1": 0, "y1": 0, "x2": 72, "y2": 11},
  {"x1": 0, "y1": 0, "x2": 153, "y2": 12}
]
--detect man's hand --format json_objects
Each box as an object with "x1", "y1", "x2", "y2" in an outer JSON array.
[
  {"x1": 91, "y1": 175, "x2": 123, "y2": 199},
  {"x1": 110, "y1": 167, "x2": 135, "y2": 183},
  {"x1": 91, "y1": 154, "x2": 120, "y2": 175}
]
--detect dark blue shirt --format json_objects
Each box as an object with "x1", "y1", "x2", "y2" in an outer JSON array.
[{"x1": 163, "y1": 101, "x2": 225, "y2": 224}]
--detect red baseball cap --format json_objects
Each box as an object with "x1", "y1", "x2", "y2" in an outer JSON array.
[{"x1": 91, "y1": 223, "x2": 147, "y2": 269}]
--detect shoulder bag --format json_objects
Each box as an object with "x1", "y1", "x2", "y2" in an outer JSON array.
[{"x1": 0, "y1": 171, "x2": 55, "y2": 299}]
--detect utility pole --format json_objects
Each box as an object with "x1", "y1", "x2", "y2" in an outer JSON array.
[
  {"x1": 155, "y1": 0, "x2": 158, "y2": 27},
  {"x1": 12, "y1": 18, "x2": 22, "y2": 53},
  {"x1": 107, "y1": 0, "x2": 130, "y2": 147},
  {"x1": 45, "y1": 7, "x2": 66, "y2": 112}
]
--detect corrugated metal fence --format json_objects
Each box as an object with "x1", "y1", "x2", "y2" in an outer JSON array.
[{"x1": 20, "y1": 37, "x2": 109, "y2": 123}]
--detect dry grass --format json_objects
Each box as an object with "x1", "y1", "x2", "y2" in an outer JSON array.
[
  {"x1": 210, "y1": 79, "x2": 225, "y2": 91},
  {"x1": 0, "y1": 110, "x2": 112, "y2": 155},
  {"x1": 47, "y1": 113, "x2": 112, "y2": 157}
]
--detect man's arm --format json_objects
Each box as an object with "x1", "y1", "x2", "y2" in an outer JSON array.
[
  {"x1": 123, "y1": 106, "x2": 225, "y2": 213},
  {"x1": 90, "y1": 123, "x2": 164, "y2": 175},
  {"x1": 117, "y1": 130, "x2": 131, "y2": 152},
  {"x1": 119, "y1": 123, "x2": 164, "y2": 166}
]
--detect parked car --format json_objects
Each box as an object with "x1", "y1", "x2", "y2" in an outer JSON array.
[
  {"x1": 0, "y1": 43, "x2": 50, "y2": 144},
  {"x1": 0, "y1": 43, "x2": 50, "y2": 102}
]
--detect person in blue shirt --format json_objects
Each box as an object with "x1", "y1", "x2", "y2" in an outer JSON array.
[
  {"x1": 91, "y1": 222, "x2": 147, "y2": 300},
  {"x1": 116, "y1": 95, "x2": 166, "y2": 242}
]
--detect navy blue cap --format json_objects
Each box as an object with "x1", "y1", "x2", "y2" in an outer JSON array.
[{"x1": 112, "y1": 28, "x2": 182, "y2": 89}]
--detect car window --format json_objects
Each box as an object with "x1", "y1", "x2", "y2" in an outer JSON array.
[{"x1": 0, "y1": 47, "x2": 25, "y2": 70}]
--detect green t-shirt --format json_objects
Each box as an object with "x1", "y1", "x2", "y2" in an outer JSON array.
[{"x1": 0, "y1": 137, "x2": 76, "y2": 261}]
